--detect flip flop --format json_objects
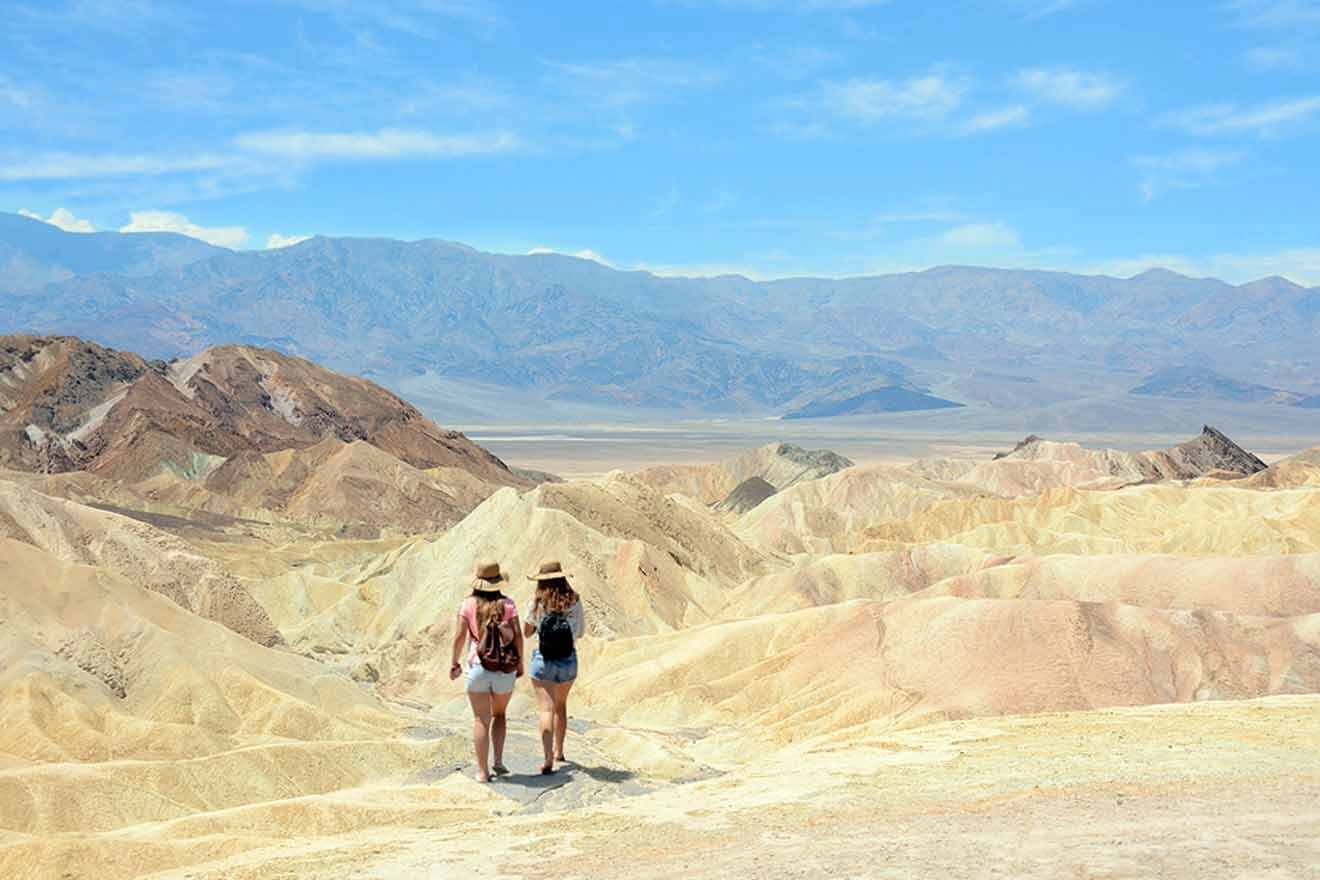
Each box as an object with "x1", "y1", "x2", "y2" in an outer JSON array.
[
  {"x1": 492, "y1": 763, "x2": 510, "y2": 776},
  {"x1": 540, "y1": 764, "x2": 555, "y2": 775}
]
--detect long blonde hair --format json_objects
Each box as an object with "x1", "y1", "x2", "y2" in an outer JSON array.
[{"x1": 534, "y1": 576, "x2": 577, "y2": 616}]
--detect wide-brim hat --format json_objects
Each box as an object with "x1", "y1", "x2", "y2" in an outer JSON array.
[
  {"x1": 472, "y1": 559, "x2": 508, "y2": 584},
  {"x1": 528, "y1": 559, "x2": 571, "y2": 581}
]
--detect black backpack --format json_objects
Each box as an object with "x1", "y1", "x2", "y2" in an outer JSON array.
[{"x1": 538, "y1": 610, "x2": 575, "y2": 661}]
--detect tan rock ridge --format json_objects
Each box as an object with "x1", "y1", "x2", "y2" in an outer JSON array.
[{"x1": 633, "y1": 442, "x2": 853, "y2": 505}]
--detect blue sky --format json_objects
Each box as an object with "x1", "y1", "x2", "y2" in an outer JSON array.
[{"x1": 3, "y1": 0, "x2": 1319, "y2": 283}]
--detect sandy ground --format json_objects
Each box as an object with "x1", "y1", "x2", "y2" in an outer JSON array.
[{"x1": 138, "y1": 695, "x2": 1320, "y2": 880}]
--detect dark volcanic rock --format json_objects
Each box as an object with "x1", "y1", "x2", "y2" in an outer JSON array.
[
  {"x1": 715, "y1": 476, "x2": 778, "y2": 514},
  {"x1": 993, "y1": 435, "x2": 1046, "y2": 460},
  {"x1": 1156, "y1": 425, "x2": 1268, "y2": 478}
]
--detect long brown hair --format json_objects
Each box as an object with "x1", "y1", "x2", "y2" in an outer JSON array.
[
  {"x1": 471, "y1": 585, "x2": 506, "y2": 633},
  {"x1": 534, "y1": 576, "x2": 578, "y2": 616}
]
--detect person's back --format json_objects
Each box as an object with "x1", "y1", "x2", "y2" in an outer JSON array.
[
  {"x1": 523, "y1": 559, "x2": 586, "y2": 773},
  {"x1": 449, "y1": 560, "x2": 523, "y2": 782}
]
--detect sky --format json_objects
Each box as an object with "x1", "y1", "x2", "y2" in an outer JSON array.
[{"x1": 3, "y1": 0, "x2": 1319, "y2": 284}]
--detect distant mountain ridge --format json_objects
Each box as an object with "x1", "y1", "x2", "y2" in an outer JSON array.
[
  {"x1": 2, "y1": 212, "x2": 1318, "y2": 417},
  {"x1": 0, "y1": 211, "x2": 226, "y2": 294}
]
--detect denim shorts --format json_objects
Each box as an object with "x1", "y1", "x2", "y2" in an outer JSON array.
[
  {"x1": 465, "y1": 662, "x2": 516, "y2": 694},
  {"x1": 530, "y1": 649, "x2": 578, "y2": 683}
]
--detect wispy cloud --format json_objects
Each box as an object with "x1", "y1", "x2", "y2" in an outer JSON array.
[
  {"x1": 1243, "y1": 44, "x2": 1309, "y2": 70},
  {"x1": 0, "y1": 76, "x2": 34, "y2": 109},
  {"x1": 1223, "y1": 2, "x2": 1320, "y2": 72},
  {"x1": 960, "y1": 105, "x2": 1031, "y2": 133},
  {"x1": 779, "y1": 73, "x2": 1040, "y2": 139},
  {"x1": 815, "y1": 74, "x2": 966, "y2": 123},
  {"x1": 1223, "y1": 0, "x2": 1320, "y2": 28},
  {"x1": 1009, "y1": 0, "x2": 1084, "y2": 20},
  {"x1": 1013, "y1": 67, "x2": 1123, "y2": 109},
  {"x1": 687, "y1": 0, "x2": 893, "y2": 9},
  {"x1": 870, "y1": 209, "x2": 964, "y2": 225},
  {"x1": 544, "y1": 58, "x2": 723, "y2": 110},
  {"x1": 234, "y1": 127, "x2": 521, "y2": 160},
  {"x1": 13, "y1": 0, "x2": 190, "y2": 35},
  {"x1": 0, "y1": 150, "x2": 234, "y2": 181},
  {"x1": 18, "y1": 207, "x2": 95, "y2": 232},
  {"x1": 934, "y1": 221, "x2": 1021, "y2": 250},
  {"x1": 1166, "y1": 95, "x2": 1320, "y2": 135},
  {"x1": 1130, "y1": 147, "x2": 1246, "y2": 200},
  {"x1": 274, "y1": 0, "x2": 503, "y2": 37},
  {"x1": 120, "y1": 209, "x2": 247, "y2": 247}
]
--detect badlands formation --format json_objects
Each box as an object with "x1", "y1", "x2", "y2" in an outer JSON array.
[{"x1": 1, "y1": 335, "x2": 1319, "y2": 878}]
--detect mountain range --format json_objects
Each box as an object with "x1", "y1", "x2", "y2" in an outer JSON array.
[{"x1": 2, "y1": 211, "x2": 1318, "y2": 419}]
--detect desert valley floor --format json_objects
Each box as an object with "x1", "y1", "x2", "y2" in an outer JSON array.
[{"x1": 2, "y1": 336, "x2": 1320, "y2": 879}]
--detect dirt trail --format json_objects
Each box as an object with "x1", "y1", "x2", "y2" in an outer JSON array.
[{"x1": 141, "y1": 695, "x2": 1320, "y2": 880}]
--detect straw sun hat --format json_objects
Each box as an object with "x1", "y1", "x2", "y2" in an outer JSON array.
[
  {"x1": 527, "y1": 559, "x2": 571, "y2": 581},
  {"x1": 472, "y1": 560, "x2": 507, "y2": 585}
]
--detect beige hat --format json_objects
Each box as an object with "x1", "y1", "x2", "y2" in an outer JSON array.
[
  {"x1": 528, "y1": 559, "x2": 570, "y2": 581},
  {"x1": 472, "y1": 560, "x2": 507, "y2": 583}
]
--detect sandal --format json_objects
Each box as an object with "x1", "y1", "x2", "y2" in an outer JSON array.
[{"x1": 492, "y1": 763, "x2": 510, "y2": 776}]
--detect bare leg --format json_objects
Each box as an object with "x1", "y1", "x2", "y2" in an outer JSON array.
[
  {"x1": 491, "y1": 690, "x2": 512, "y2": 773},
  {"x1": 532, "y1": 679, "x2": 556, "y2": 771},
  {"x1": 553, "y1": 679, "x2": 575, "y2": 761},
  {"x1": 467, "y1": 691, "x2": 493, "y2": 782}
]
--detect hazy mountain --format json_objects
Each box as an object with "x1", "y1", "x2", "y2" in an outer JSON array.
[
  {"x1": 785, "y1": 385, "x2": 964, "y2": 419},
  {"x1": 3, "y1": 217, "x2": 1319, "y2": 416},
  {"x1": 1131, "y1": 366, "x2": 1304, "y2": 405},
  {"x1": 0, "y1": 211, "x2": 226, "y2": 294}
]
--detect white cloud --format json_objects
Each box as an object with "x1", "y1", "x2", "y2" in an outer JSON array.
[
  {"x1": 934, "y1": 221, "x2": 1022, "y2": 251},
  {"x1": 0, "y1": 150, "x2": 234, "y2": 181},
  {"x1": 120, "y1": 210, "x2": 248, "y2": 248},
  {"x1": 18, "y1": 207, "x2": 96, "y2": 232},
  {"x1": 1013, "y1": 67, "x2": 1123, "y2": 109},
  {"x1": 960, "y1": 105, "x2": 1031, "y2": 133},
  {"x1": 1130, "y1": 147, "x2": 1246, "y2": 200},
  {"x1": 817, "y1": 74, "x2": 966, "y2": 123},
  {"x1": 234, "y1": 127, "x2": 521, "y2": 160},
  {"x1": 266, "y1": 233, "x2": 311, "y2": 249},
  {"x1": 1166, "y1": 95, "x2": 1320, "y2": 135},
  {"x1": 527, "y1": 246, "x2": 611, "y2": 265}
]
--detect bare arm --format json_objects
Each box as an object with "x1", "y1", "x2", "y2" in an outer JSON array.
[
  {"x1": 513, "y1": 616, "x2": 526, "y2": 678},
  {"x1": 449, "y1": 611, "x2": 466, "y2": 679},
  {"x1": 523, "y1": 597, "x2": 538, "y2": 638}
]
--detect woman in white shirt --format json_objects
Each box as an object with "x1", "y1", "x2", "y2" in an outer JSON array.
[{"x1": 523, "y1": 559, "x2": 586, "y2": 774}]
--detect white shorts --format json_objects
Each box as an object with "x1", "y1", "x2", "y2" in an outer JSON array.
[{"x1": 465, "y1": 663, "x2": 516, "y2": 695}]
